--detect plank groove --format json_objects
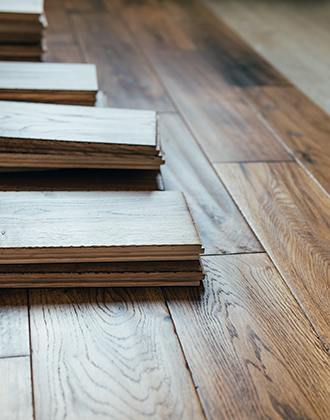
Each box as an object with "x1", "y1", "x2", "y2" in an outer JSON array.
[
  {"x1": 215, "y1": 162, "x2": 330, "y2": 349},
  {"x1": 165, "y1": 254, "x2": 330, "y2": 419}
]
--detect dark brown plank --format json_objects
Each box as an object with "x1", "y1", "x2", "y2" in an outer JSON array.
[
  {"x1": 0, "y1": 290, "x2": 30, "y2": 357},
  {"x1": 117, "y1": 0, "x2": 290, "y2": 162},
  {"x1": 0, "y1": 357, "x2": 33, "y2": 420},
  {"x1": 160, "y1": 112, "x2": 262, "y2": 254},
  {"x1": 71, "y1": 12, "x2": 174, "y2": 110},
  {"x1": 216, "y1": 162, "x2": 330, "y2": 350},
  {"x1": 166, "y1": 254, "x2": 330, "y2": 419},
  {"x1": 245, "y1": 86, "x2": 330, "y2": 194},
  {"x1": 30, "y1": 288, "x2": 205, "y2": 419}
]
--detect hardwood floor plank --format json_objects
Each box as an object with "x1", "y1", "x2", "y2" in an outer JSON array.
[
  {"x1": 245, "y1": 86, "x2": 330, "y2": 194},
  {"x1": 0, "y1": 289, "x2": 30, "y2": 357},
  {"x1": 118, "y1": 0, "x2": 290, "y2": 162},
  {"x1": 215, "y1": 162, "x2": 330, "y2": 349},
  {"x1": 165, "y1": 254, "x2": 330, "y2": 419},
  {"x1": 30, "y1": 288, "x2": 204, "y2": 419},
  {"x1": 0, "y1": 357, "x2": 33, "y2": 420},
  {"x1": 160, "y1": 112, "x2": 262, "y2": 254},
  {"x1": 71, "y1": 12, "x2": 174, "y2": 111}
]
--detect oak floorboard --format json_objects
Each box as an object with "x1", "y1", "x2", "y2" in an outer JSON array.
[
  {"x1": 30, "y1": 288, "x2": 205, "y2": 419},
  {"x1": 71, "y1": 12, "x2": 174, "y2": 111},
  {"x1": 165, "y1": 254, "x2": 330, "y2": 419},
  {"x1": 160, "y1": 112, "x2": 262, "y2": 254},
  {"x1": 118, "y1": 0, "x2": 290, "y2": 162},
  {"x1": 0, "y1": 357, "x2": 33, "y2": 420},
  {"x1": 215, "y1": 162, "x2": 330, "y2": 350},
  {"x1": 0, "y1": 289, "x2": 30, "y2": 358},
  {"x1": 245, "y1": 86, "x2": 330, "y2": 194}
]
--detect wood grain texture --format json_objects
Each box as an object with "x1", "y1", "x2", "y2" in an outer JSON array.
[
  {"x1": 0, "y1": 289, "x2": 30, "y2": 357},
  {"x1": 118, "y1": 0, "x2": 290, "y2": 162},
  {"x1": 166, "y1": 254, "x2": 330, "y2": 419},
  {"x1": 0, "y1": 191, "x2": 202, "y2": 263},
  {"x1": 160, "y1": 112, "x2": 262, "y2": 254},
  {"x1": 0, "y1": 61, "x2": 97, "y2": 91},
  {"x1": 71, "y1": 11, "x2": 174, "y2": 111},
  {"x1": 0, "y1": 357, "x2": 33, "y2": 420},
  {"x1": 216, "y1": 162, "x2": 330, "y2": 349},
  {"x1": 30, "y1": 287, "x2": 204, "y2": 419},
  {"x1": 245, "y1": 86, "x2": 330, "y2": 194}
]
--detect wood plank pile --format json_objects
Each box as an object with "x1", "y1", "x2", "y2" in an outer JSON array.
[
  {"x1": 0, "y1": 101, "x2": 163, "y2": 170},
  {"x1": 0, "y1": 191, "x2": 203, "y2": 287},
  {"x1": 0, "y1": 3, "x2": 203, "y2": 287},
  {"x1": 0, "y1": 0, "x2": 46, "y2": 61},
  {"x1": 0, "y1": 62, "x2": 98, "y2": 104}
]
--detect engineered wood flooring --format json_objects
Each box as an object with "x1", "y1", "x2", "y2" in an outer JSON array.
[
  {"x1": 0, "y1": 0, "x2": 329, "y2": 418},
  {"x1": 0, "y1": 191, "x2": 202, "y2": 264},
  {"x1": 0, "y1": 62, "x2": 98, "y2": 104},
  {"x1": 0, "y1": 101, "x2": 162, "y2": 170},
  {"x1": 216, "y1": 162, "x2": 330, "y2": 350}
]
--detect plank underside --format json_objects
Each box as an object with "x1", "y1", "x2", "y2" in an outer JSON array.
[{"x1": 0, "y1": 191, "x2": 202, "y2": 263}]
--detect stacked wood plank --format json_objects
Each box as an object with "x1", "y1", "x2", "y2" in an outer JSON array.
[
  {"x1": 0, "y1": 0, "x2": 46, "y2": 61},
  {"x1": 0, "y1": 101, "x2": 164, "y2": 170},
  {"x1": 0, "y1": 62, "x2": 98, "y2": 104},
  {"x1": 0, "y1": 191, "x2": 204, "y2": 287}
]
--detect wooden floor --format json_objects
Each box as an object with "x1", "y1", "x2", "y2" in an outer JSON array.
[{"x1": 1, "y1": 0, "x2": 330, "y2": 419}]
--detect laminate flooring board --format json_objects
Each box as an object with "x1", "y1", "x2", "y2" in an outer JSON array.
[
  {"x1": 0, "y1": 62, "x2": 98, "y2": 104},
  {"x1": 160, "y1": 113, "x2": 262, "y2": 254},
  {"x1": 0, "y1": 260, "x2": 203, "y2": 288},
  {"x1": 215, "y1": 162, "x2": 330, "y2": 349},
  {"x1": 0, "y1": 191, "x2": 202, "y2": 264},
  {"x1": 71, "y1": 12, "x2": 174, "y2": 111},
  {"x1": 165, "y1": 254, "x2": 330, "y2": 419},
  {"x1": 0, "y1": 169, "x2": 162, "y2": 191},
  {"x1": 0, "y1": 357, "x2": 33, "y2": 420},
  {"x1": 245, "y1": 86, "x2": 330, "y2": 194},
  {"x1": 30, "y1": 287, "x2": 204, "y2": 419},
  {"x1": 118, "y1": 0, "x2": 290, "y2": 162},
  {"x1": 0, "y1": 289, "x2": 30, "y2": 357}
]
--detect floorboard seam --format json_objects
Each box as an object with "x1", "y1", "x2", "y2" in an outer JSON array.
[
  {"x1": 0, "y1": 354, "x2": 30, "y2": 360},
  {"x1": 27, "y1": 290, "x2": 36, "y2": 420},
  {"x1": 162, "y1": 294, "x2": 208, "y2": 420}
]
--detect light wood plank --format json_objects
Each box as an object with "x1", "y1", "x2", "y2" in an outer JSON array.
[
  {"x1": 30, "y1": 288, "x2": 204, "y2": 419},
  {"x1": 0, "y1": 191, "x2": 202, "y2": 263},
  {"x1": 0, "y1": 61, "x2": 97, "y2": 91},
  {"x1": 166, "y1": 254, "x2": 330, "y2": 419},
  {"x1": 160, "y1": 112, "x2": 262, "y2": 254},
  {"x1": 0, "y1": 357, "x2": 33, "y2": 420},
  {"x1": 0, "y1": 290, "x2": 30, "y2": 357},
  {"x1": 215, "y1": 162, "x2": 330, "y2": 349},
  {"x1": 245, "y1": 86, "x2": 330, "y2": 194}
]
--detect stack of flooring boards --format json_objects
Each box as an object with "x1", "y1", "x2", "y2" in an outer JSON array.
[
  {"x1": 0, "y1": 62, "x2": 98, "y2": 104},
  {"x1": 0, "y1": 191, "x2": 204, "y2": 287},
  {"x1": 0, "y1": 0, "x2": 46, "y2": 61},
  {"x1": 0, "y1": 100, "x2": 164, "y2": 170}
]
